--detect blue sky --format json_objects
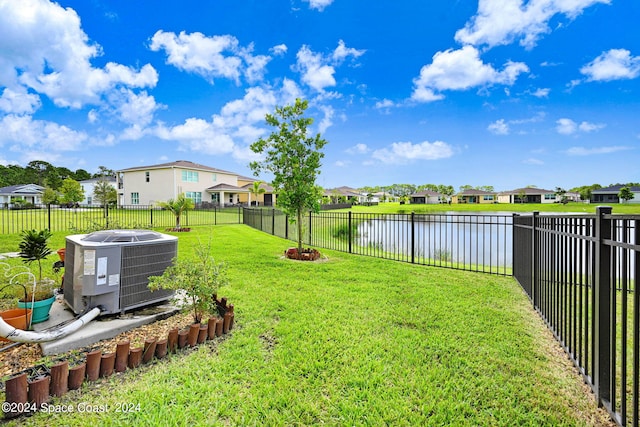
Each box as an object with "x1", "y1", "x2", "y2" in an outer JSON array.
[{"x1": 0, "y1": 0, "x2": 638, "y2": 191}]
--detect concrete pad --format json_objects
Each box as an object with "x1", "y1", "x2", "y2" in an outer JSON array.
[{"x1": 35, "y1": 295, "x2": 180, "y2": 355}]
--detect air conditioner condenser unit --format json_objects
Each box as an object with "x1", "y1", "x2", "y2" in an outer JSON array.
[{"x1": 63, "y1": 230, "x2": 178, "y2": 315}]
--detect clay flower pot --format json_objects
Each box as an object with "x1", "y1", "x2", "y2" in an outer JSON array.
[
  {"x1": 168, "y1": 328, "x2": 179, "y2": 353},
  {"x1": 155, "y1": 339, "x2": 168, "y2": 359},
  {"x1": 50, "y1": 361, "x2": 69, "y2": 397},
  {"x1": 85, "y1": 350, "x2": 102, "y2": 381},
  {"x1": 128, "y1": 347, "x2": 143, "y2": 369},
  {"x1": 143, "y1": 338, "x2": 157, "y2": 364},
  {"x1": 99, "y1": 352, "x2": 115, "y2": 378},
  {"x1": 187, "y1": 324, "x2": 199, "y2": 347},
  {"x1": 68, "y1": 363, "x2": 86, "y2": 390},
  {"x1": 4, "y1": 373, "x2": 28, "y2": 419},
  {"x1": 115, "y1": 341, "x2": 130, "y2": 373}
]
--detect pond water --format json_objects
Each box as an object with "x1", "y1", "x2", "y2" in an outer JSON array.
[{"x1": 355, "y1": 212, "x2": 514, "y2": 268}]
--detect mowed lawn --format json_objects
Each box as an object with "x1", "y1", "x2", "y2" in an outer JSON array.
[{"x1": 4, "y1": 225, "x2": 608, "y2": 426}]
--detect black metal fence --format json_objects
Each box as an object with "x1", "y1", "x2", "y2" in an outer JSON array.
[
  {"x1": 514, "y1": 208, "x2": 640, "y2": 426},
  {"x1": 0, "y1": 204, "x2": 243, "y2": 234},
  {"x1": 244, "y1": 208, "x2": 512, "y2": 275}
]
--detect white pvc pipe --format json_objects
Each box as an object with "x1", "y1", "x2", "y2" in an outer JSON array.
[{"x1": 0, "y1": 307, "x2": 102, "y2": 343}]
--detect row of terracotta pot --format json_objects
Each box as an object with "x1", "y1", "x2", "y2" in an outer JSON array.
[{"x1": 3, "y1": 306, "x2": 234, "y2": 420}]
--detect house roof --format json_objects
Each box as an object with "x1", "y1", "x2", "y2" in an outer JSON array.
[
  {"x1": 591, "y1": 185, "x2": 640, "y2": 194},
  {"x1": 456, "y1": 189, "x2": 496, "y2": 196},
  {"x1": 117, "y1": 160, "x2": 237, "y2": 176},
  {"x1": 498, "y1": 187, "x2": 555, "y2": 195},
  {"x1": 0, "y1": 184, "x2": 45, "y2": 195},
  {"x1": 325, "y1": 186, "x2": 362, "y2": 197},
  {"x1": 410, "y1": 190, "x2": 441, "y2": 197},
  {"x1": 206, "y1": 183, "x2": 248, "y2": 192},
  {"x1": 241, "y1": 182, "x2": 274, "y2": 192},
  {"x1": 79, "y1": 177, "x2": 116, "y2": 184}
]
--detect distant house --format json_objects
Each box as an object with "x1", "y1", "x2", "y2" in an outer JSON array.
[
  {"x1": 116, "y1": 160, "x2": 275, "y2": 207},
  {"x1": 497, "y1": 187, "x2": 558, "y2": 204},
  {"x1": 79, "y1": 177, "x2": 117, "y2": 206},
  {"x1": 0, "y1": 184, "x2": 44, "y2": 206},
  {"x1": 591, "y1": 185, "x2": 640, "y2": 204},
  {"x1": 410, "y1": 190, "x2": 442, "y2": 204},
  {"x1": 325, "y1": 186, "x2": 365, "y2": 204},
  {"x1": 453, "y1": 189, "x2": 496, "y2": 204},
  {"x1": 236, "y1": 177, "x2": 275, "y2": 206}
]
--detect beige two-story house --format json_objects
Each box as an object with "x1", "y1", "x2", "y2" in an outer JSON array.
[{"x1": 116, "y1": 160, "x2": 274, "y2": 207}]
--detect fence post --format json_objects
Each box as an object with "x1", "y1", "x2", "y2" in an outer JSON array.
[
  {"x1": 348, "y1": 211, "x2": 352, "y2": 254},
  {"x1": 308, "y1": 211, "x2": 312, "y2": 246},
  {"x1": 272, "y1": 209, "x2": 275, "y2": 235},
  {"x1": 150, "y1": 206, "x2": 153, "y2": 227},
  {"x1": 47, "y1": 204, "x2": 51, "y2": 231},
  {"x1": 238, "y1": 206, "x2": 241, "y2": 224},
  {"x1": 260, "y1": 209, "x2": 263, "y2": 231},
  {"x1": 531, "y1": 211, "x2": 538, "y2": 307},
  {"x1": 411, "y1": 212, "x2": 415, "y2": 264},
  {"x1": 594, "y1": 205, "x2": 613, "y2": 405},
  {"x1": 285, "y1": 215, "x2": 289, "y2": 240}
]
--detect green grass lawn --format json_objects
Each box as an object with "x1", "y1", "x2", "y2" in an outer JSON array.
[{"x1": 2, "y1": 225, "x2": 608, "y2": 426}]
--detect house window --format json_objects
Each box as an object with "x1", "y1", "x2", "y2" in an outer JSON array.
[
  {"x1": 483, "y1": 195, "x2": 494, "y2": 201},
  {"x1": 185, "y1": 191, "x2": 202, "y2": 204},
  {"x1": 544, "y1": 194, "x2": 555, "y2": 200},
  {"x1": 131, "y1": 192, "x2": 139, "y2": 205},
  {"x1": 212, "y1": 173, "x2": 217, "y2": 182},
  {"x1": 181, "y1": 171, "x2": 199, "y2": 182},
  {"x1": 145, "y1": 171, "x2": 150, "y2": 182}
]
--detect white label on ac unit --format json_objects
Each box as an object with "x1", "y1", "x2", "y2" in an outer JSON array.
[
  {"x1": 84, "y1": 250, "x2": 96, "y2": 275},
  {"x1": 109, "y1": 274, "x2": 119, "y2": 286},
  {"x1": 97, "y1": 257, "x2": 107, "y2": 285}
]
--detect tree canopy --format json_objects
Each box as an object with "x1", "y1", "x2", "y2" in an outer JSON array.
[{"x1": 250, "y1": 98, "x2": 327, "y2": 254}]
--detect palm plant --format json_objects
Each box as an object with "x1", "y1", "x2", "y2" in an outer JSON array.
[
  {"x1": 249, "y1": 181, "x2": 266, "y2": 206},
  {"x1": 18, "y1": 229, "x2": 53, "y2": 284},
  {"x1": 157, "y1": 193, "x2": 194, "y2": 230}
]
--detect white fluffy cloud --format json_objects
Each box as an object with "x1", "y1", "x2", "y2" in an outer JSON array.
[
  {"x1": 455, "y1": 0, "x2": 611, "y2": 49},
  {"x1": 0, "y1": 114, "x2": 87, "y2": 154},
  {"x1": 531, "y1": 88, "x2": 550, "y2": 98},
  {"x1": 565, "y1": 146, "x2": 632, "y2": 156},
  {"x1": 294, "y1": 41, "x2": 365, "y2": 92},
  {"x1": 556, "y1": 118, "x2": 605, "y2": 135},
  {"x1": 155, "y1": 80, "x2": 304, "y2": 161},
  {"x1": 0, "y1": 0, "x2": 157, "y2": 109},
  {"x1": 372, "y1": 141, "x2": 454, "y2": 164},
  {"x1": 304, "y1": 0, "x2": 334, "y2": 11},
  {"x1": 0, "y1": 88, "x2": 41, "y2": 115},
  {"x1": 488, "y1": 119, "x2": 510, "y2": 135},
  {"x1": 149, "y1": 30, "x2": 271, "y2": 84},
  {"x1": 580, "y1": 49, "x2": 640, "y2": 82},
  {"x1": 411, "y1": 46, "x2": 528, "y2": 102},
  {"x1": 346, "y1": 143, "x2": 370, "y2": 154}
]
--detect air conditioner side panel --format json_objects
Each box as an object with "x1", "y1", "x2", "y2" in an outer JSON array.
[{"x1": 119, "y1": 241, "x2": 176, "y2": 312}]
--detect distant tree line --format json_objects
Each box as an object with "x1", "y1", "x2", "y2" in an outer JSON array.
[{"x1": 0, "y1": 161, "x2": 115, "y2": 190}]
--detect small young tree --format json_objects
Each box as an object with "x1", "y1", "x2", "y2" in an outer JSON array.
[
  {"x1": 157, "y1": 193, "x2": 194, "y2": 230},
  {"x1": 619, "y1": 186, "x2": 634, "y2": 203},
  {"x1": 250, "y1": 98, "x2": 327, "y2": 256},
  {"x1": 60, "y1": 178, "x2": 85, "y2": 206},
  {"x1": 93, "y1": 179, "x2": 117, "y2": 207},
  {"x1": 41, "y1": 187, "x2": 59, "y2": 205}
]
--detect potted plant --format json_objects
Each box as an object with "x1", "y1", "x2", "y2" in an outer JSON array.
[
  {"x1": 148, "y1": 237, "x2": 229, "y2": 325},
  {"x1": 15, "y1": 229, "x2": 57, "y2": 324},
  {"x1": 0, "y1": 263, "x2": 32, "y2": 339}
]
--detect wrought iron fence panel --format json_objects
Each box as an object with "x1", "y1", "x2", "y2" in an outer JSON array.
[{"x1": 514, "y1": 209, "x2": 640, "y2": 426}]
